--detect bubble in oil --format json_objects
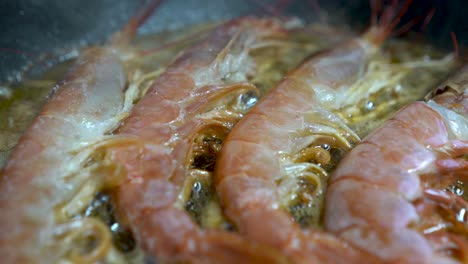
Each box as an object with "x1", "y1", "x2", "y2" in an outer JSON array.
[
  {"x1": 0, "y1": 86, "x2": 12, "y2": 98},
  {"x1": 457, "y1": 208, "x2": 466, "y2": 222},
  {"x1": 449, "y1": 180, "x2": 465, "y2": 197},
  {"x1": 85, "y1": 193, "x2": 136, "y2": 252},
  {"x1": 395, "y1": 84, "x2": 403, "y2": 92},
  {"x1": 236, "y1": 91, "x2": 258, "y2": 111},
  {"x1": 321, "y1": 144, "x2": 330, "y2": 151},
  {"x1": 193, "y1": 181, "x2": 202, "y2": 192},
  {"x1": 365, "y1": 101, "x2": 374, "y2": 111},
  {"x1": 453, "y1": 186, "x2": 464, "y2": 196}
]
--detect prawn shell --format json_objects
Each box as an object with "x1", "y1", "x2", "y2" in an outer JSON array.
[{"x1": 0, "y1": 47, "x2": 127, "y2": 263}]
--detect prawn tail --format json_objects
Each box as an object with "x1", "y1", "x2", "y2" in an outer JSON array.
[{"x1": 109, "y1": 0, "x2": 164, "y2": 46}]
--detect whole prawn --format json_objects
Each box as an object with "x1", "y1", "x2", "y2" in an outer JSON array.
[
  {"x1": 105, "y1": 17, "x2": 296, "y2": 263},
  {"x1": 0, "y1": 1, "x2": 163, "y2": 262},
  {"x1": 214, "y1": 1, "x2": 417, "y2": 263},
  {"x1": 325, "y1": 64, "x2": 468, "y2": 263}
]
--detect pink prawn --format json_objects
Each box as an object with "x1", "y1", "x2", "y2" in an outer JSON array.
[
  {"x1": 325, "y1": 64, "x2": 468, "y2": 263},
  {"x1": 0, "y1": 1, "x2": 163, "y2": 262},
  {"x1": 107, "y1": 17, "x2": 295, "y2": 263},
  {"x1": 214, "y1": 1, "x2": 417, "y2": 263}
]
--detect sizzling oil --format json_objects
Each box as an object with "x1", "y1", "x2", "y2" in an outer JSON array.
[
  {"x1": 0, "y1": 60, "x2": 74, "y2": 167},
  {"x1": 0, "y1": 25, "x2": 213, "y2": 169},
  {"x1": 340, "y1": 39, "x2": 456, "y2": 138}
]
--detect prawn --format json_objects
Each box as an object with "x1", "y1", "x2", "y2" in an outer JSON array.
[
  {"x1": 324, "y1": 64, "x2": 468, "y2": 263},
  {"x1": 0, "y1": 1, "x2": 164, "y2": 262},
  {"x1": 105, "y1": 17, "x2": 297, "y2": 263},
  {"x1": 214, "y1": 1, "x2": 426, "y2": 263}
]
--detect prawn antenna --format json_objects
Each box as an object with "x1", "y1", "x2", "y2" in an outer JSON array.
[
  {"x1": 390, "y1": 14, "x2": 422, "y2": 37},
  {"x1": 451, "y1": 32, "x2": 460, "y2": 64},
  {"x1": 392, "y1": 5, "x2": 439, "y2": 37},
  {"x1": 366, "y1": 0, "x2": 413, "y2": 45},
  {"x1": 248, "y1": 0, "x2": 292, "y2": 17},
  {"x1": 110, "y1": 0, "x2": 164, "y2": 46},
  {"x1": 420, "y1": 7, "x2": 436, "y2": 32},
  {"x1": 370, "y1": 0, "x2": 382, "y2": 27},
  {"x1": 307, "y1": 0, "x2": 328, "y2": 23},
  {"x1": 307, "y1": 0, "x2": 322, "y2": 17}
]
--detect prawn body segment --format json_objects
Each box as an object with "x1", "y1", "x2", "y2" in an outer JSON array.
[
  {"x1": 213, "y1": 9, "x2": 412, "y2": 264},
  {"x1": 214, "y1": 1, "x2": 440, "y2": 262},
  {"x1": 0, "y1": 1, "x2": 166, "y2": 261},
  {"x1": 325, "y1": 65, "x2": 468, "y2": 263},
  {"x1": 0, "y1": 48, "x2": 127, "y2": 263},
  {"x1": 108, "y1": 18, "x2": 294, "y2": 263}
]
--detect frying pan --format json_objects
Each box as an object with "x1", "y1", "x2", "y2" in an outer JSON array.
[
  {"x1": 0, "y1": 0, "x2": 467, "y2": 83},
  {"x1": 0, "y1": 0, "x2": 466, "y2": 262}
]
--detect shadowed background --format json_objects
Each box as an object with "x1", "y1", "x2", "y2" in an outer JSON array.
[{"x1": 0, "y1": 0, "x2": 467, "y2": 83}]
